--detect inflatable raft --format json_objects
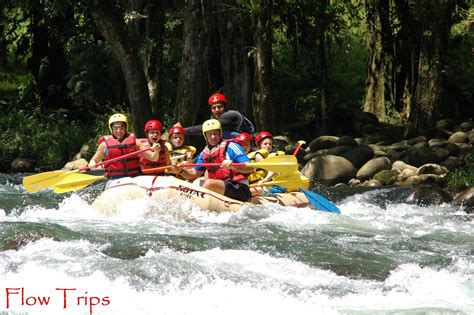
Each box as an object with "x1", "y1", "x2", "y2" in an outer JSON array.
[{"x1": 92, "y1": 175, "x2": 314, "y2": 215}]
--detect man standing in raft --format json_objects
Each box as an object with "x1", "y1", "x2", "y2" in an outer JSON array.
[
  {"x1": 171, "y1": 119, "x2": 254, "y2": 201},
  {"x1": 88, "y1": 114, "x2": 160, "y2": 180},
  {"x1": 184, "y1": 93, "x2": 255, "y2": 139}
]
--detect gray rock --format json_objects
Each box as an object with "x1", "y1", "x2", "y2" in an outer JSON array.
[
  {"x1": 412, "y1": 141, "x2": 429, "y2": 150},
  {"x1": 407, "y1": 136, "x2": 427, "y2": 145},
  {"x1": 62, "y1": 158, "x2": 88, "y2": 171},
  {"x1": 386, "y1": 149, "x2": 405, "y2": 163},
  {"x1": 453, "y1": 187, "x2": 474, "y2": 213},
  {"x1": 448, "y1": 131, "x2": 469, "y2": 144},
  {"x1": 326, "y1": 145, "x2": 353, "y2": 156},
  {"x1": 308, "y1": 136, "x2": 340, "y2": 152},
  {"x1": 431, "y1": 147, "x2": 450, "y2": 162},
  {"x1": 11, "y1": 158, "x2": 36, "y2": 172},
  {"x1": 440, "y1": 156, "x2": 459, "y2": 171},
  {"x1": 358, "y1": 179, "x2": 382, "y2": 187},
  {"x1": 405, "y1": 147, "x2": 440, "y2": 167},
  {"x1": 302, "y1": 154, "x2": 356, "y2": 186},
  {"x1": 373, "y1": 169, "x2": 399, "y2": 185},
  {"x1": 436, "y1": 119, "x2": 457, "y2": 131},
  {"x1": 458, "y1": 121, "x2": 474, "y2": 132},
  {"x1": 403, "y1": 186, "x2": 453, "y2": 206},
  {"x1": 428, "y1": 139, "x2": 448, "y2": 148},
  {"x1": 417, "y1": 163, "x2": 449, "y2": 176},
  {"x1": 468, "y1": 131, "x2": 474, "y2": 144},
  {"x1": 340, "y1": 145, "x2": 374, "y2": 168},
  {"x1": 392, "y1": 160, "x2": 418, "y2": 173},
  {"x1": 446, "y1": 142, "x2": 460, "y2": 156},
  {"x1": 429, "y1": 127, "x2": 452, "y2": 139},
  {"x1": 356, "y1": 157, "x2": 392, "y2": 181},
  {"x1": 336, "y1": 135, "x2": 358, "y2": 148}
]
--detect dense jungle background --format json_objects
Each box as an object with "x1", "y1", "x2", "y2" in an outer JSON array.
[{"x1": 0, "y1": 0, "x2": 473, "y2": 174}]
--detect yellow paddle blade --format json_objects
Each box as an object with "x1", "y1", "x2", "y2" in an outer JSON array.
[
  {"x1": 246, "y1": 155, "x2": 298, "y2": 173},
  {"x1": 22, "y1": 170, "x2": 79, "y2": 193},
  {"x1": 250, "y1": 172, "x2": 306, "y2": 190},
  {"x1": 52, "y1": 173, "x2": 105, "y2": 194}
]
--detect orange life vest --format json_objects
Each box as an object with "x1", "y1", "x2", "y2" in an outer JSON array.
[
  {"x1": 139, "y1": 138, "x2": 168, "y2": 174},
  {"x1": 103, "y1": 133, "x2": 140, "y2": 178},
  {"x1": 201, "y1": 140, "x2": 248, "y2": 183}
]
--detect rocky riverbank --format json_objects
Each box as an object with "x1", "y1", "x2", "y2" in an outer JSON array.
[{"x1": 276, "y1": 116, "x2": 473, "y2": 213}]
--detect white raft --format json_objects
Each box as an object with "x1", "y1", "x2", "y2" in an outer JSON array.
[{"x1": 92, "y1": 175, "x2": 313, "y2": 215}]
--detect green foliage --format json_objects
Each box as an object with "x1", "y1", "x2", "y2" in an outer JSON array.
[
  {"x1": 447, "y1": 154, "x2": 474, "y2": 190},
  {"x1": 0, "y1": 107, "x2": 95, "y2": 172},
  {"x1": 0, "y1": 69, "x2": 30, "y2": 101}
]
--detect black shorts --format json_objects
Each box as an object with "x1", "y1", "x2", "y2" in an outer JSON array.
[{"x1": 224, "y1": 181, "x2": 251, "y2": 201}]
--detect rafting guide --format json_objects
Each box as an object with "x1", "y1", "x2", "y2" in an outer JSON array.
[{"x1": 2, "y1": 287, "x2": 110, "y2": 315}]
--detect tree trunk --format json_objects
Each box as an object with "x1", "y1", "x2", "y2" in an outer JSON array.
[
  {"x1": 393, "y1": 1, "x2": 421, "y2": 123},
  {"x1": 27, "y1": 1, "x2": 48, "y2": 84},
  {"x1": 0, "y1": 2, "x2": 6, "y2": 69},
  {"x1": 409, "y1": 0, "x2": 457, "y2": 135},
  {"x1": 252, "y1": 0, "x2": 274, "y2": 132},
  {"x1": 316, "y1": 0, "x2": 328, "y2": 134},
  {"x1": 363, "y1": 0, "x2": 395, "y2": 123},
  {"x1": 90, "y1": 0, "x2": 152, "y2": 137},
  {"x1": 143, "y1": 0, "x2": 165, "y2": 116},
  {"x1": 213, "y1": 1, "x2": 254, "y2": 117},
  {"x1": 174, "y1": 0, "x2": 210, "y2": 126}
]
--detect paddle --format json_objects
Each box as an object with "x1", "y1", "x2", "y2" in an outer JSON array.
[
  {"x1": 250, "y1": 172, "x2": 305, "y2": 190},
  {"x1": 23, "y1": 148, "x2": 151, "y2": 192},
  {"x1": 292, "y1": 140, "x2": 306, "y2": 156},
  {"x1": 53, "y1": 173, "x2": 105, "y2": 194},
  {"x1": 183, "y1": 155, "x2": 298, "y2": 174},
  {"x1": 299, "y1": 188, "x2": 341, "y2": 214}
]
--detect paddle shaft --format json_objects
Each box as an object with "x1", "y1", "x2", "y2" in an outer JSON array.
[
  {"x1": 293, "y1": 141, "x2": 306, "y2": 156},
  {"x1": 80, "y1": 147, "x2": 151, "y2": 171}
]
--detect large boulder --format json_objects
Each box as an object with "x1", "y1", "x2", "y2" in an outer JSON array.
[
  {"x1": 453, "y1": 187, "x2": 474, "y2": 214},
  {"x1": 62, "y1": 158, "x2": 88, "y2": 171},
  {"x1": 340, "y1": 145, "x2": 374, "y2": 168},
  {"x1": 373, "y1": 169, "x2": 399, "y2": 185},
  {"x1": 11, "y1": 158, "x2": 36, "y2": 172},
  {"x1": 356, "y1": 157, "x2": 392, "y2": 181},
  {"x1": 302, "y1": 154, "x2": 356, "y2": 186},
  {"x1": 308, "y1": 136, "x2": 339, "y2": 152},
  {"x1": 448, "y1": 131, "x2": 469, "y2": 144},
  {"x1": 403, "y1": 186, "x2": 453, "y2": 206},
  {"x1": 405, "y1": 147, "x2": 440, "y2": 167}
]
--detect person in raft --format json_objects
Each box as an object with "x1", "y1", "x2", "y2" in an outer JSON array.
[
  {"x1": 88, "y1": 114, "x2": 160, "y2": 182},
  {"x1": 184, "y1": 93, "x2": 255, "y2": 139},
  {"x1": 248, "y1": 131, "x2": 286, "y2": 196},
  {"x1": 139, "y1": 119, "x2": 172, "y2": 175},
  {"x1": 165, "y1": 123, "x2": 196, "y2": 163},
  {"x1": 170, "y1": 119, "x2": 254, "y2": 201},
  {"x1": 232, "y1": 132, "x2": 254, "y2": 154}
]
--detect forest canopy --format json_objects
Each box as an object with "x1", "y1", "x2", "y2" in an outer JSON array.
[{"x1": 0, "y1": 0, "x2": 473, "y2": 171}]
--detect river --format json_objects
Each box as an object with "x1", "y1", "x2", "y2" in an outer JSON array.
[{"x1": 0, "y1": 174, "x2": 473, "y2": 315}]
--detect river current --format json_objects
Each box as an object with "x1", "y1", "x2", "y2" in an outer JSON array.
[{"x1": 0, "y1": 174, "x2": 473, "y2": 315}]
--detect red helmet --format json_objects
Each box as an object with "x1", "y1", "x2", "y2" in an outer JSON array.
[
  {"x1": 233, "y1": 133, "x2": 253, "y2": 147},
  {"x1": 208, "y1": 93, "x2": 227, "y2": 106},
  {"x1": 255, "y1": 131, "x2": 272, "y2": 146},
  {"x1": 169, "y1": 124, "x2": 186, "y2": 136},
  {"x1": 235, "y1": 132, "x2": 253, "y2": 143},
  {"x1": 144, "y1": 120, "x2": 163, "y2": 133}
]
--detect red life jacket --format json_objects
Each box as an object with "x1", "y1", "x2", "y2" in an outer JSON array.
[
  {"x1": 139, "y1": 138, "x2": 168, "y2": 174},
  {"x1": 201, "y1": 140, "x2": 248, "y2": 183},
  {"x1": 103, "y1": 133, "x2": 140, "y2": 177}
]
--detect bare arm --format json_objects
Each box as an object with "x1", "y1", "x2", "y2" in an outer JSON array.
[
  {"x1": 89, "y1": 142, "x2": 106, "y2": 167},
  {"x1": 136, "y1": 139, "x2": 159, "y2": 161}
]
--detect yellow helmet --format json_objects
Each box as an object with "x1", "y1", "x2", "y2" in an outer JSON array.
[
  {"x1": 108, "y1": 113, "x2": 128, "y2": 133},
  {"x1": 202, "y1": 119, "x2": 222, "y2": 140}
]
